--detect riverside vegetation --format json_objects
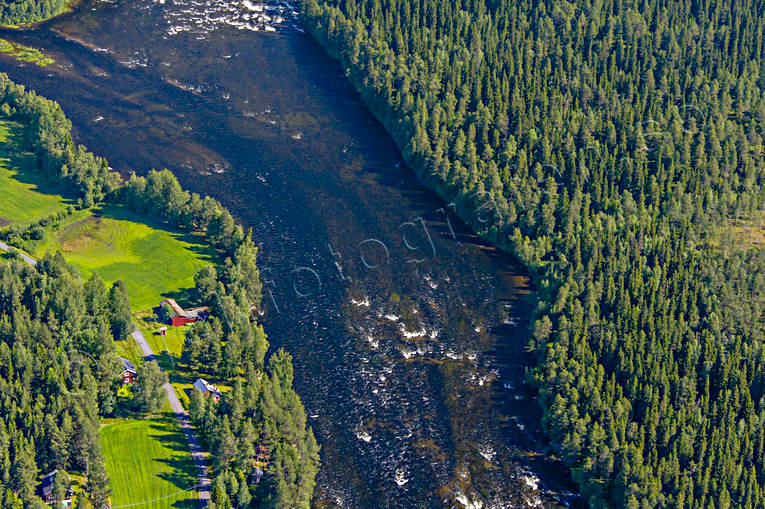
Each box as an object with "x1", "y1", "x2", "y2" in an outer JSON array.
[
  {"x1": 0, "y1": 73, "x2": 320, "y2": 507},
  {"x1": 301, "y1": 0, "x2": 765, "y2": 506},
  {"x1": 0, "y1": 0, "x2": 72, "y2": 27}
]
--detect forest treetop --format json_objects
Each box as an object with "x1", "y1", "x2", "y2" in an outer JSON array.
[
  {"x1": 0, "y1": 0, "x2": 71, "y2": 26},
  {"x1": 301, "y1": 0, "x2": 765, "y2": 506}
]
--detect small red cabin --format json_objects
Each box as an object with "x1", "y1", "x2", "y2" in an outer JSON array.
[
  {"x1": 119, "y1": 357, "x2": 137, "y2": 385},
  {"x1": 171, "y1": 315, "x2": 191, "y2": 327}
]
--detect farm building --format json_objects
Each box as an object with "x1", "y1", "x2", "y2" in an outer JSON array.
[
  {"x1": 38, "y1": 470, "x2": 73, "y2": 507},
  {"x1": 193, "y1": 378, "x2": 222, "y2": 402},
  {"x1": 118, "y1": 357, "x2": 137, "y2": 385},
  {"x1": 160, "y1": 298, "x2": 209, "y2": 327}
]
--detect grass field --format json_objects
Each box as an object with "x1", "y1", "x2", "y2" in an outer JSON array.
[
  {"x1": 31, "y1": 205, "x2": 218, "y2": 311},
  {"x1": 100, "y1": 411, "x2": 198, "y2": 509},
  {"x1": 135, "y1": 310, "x2": 190, "y2": 360},
  {"x1": 134, "y1": 314, "x2": 201, "y2": 411},
  {"x1": 0, "y1": 118, "x2": 70, "y2": 226},
  {"x1": 0, "y1": 119, "x2": 218, "y2": 311}
]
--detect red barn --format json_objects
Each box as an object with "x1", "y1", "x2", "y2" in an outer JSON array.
[{"x1": 160, "y1": 298, "x2": 209, "y2": 327}]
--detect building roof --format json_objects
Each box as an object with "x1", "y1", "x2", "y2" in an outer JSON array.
[
  {"x1": 118, "y1": 357, "x2": 137, "y2": 374},
  {"x1": 185, "y1": 307, "x2": 209, "y2": 320},
  {"x1": 160, "y1": 298, "x2": 186, "y2": 319},
  {"x1": 193, "y1": 378, "x2": 208, "y2": 393},
  {"x1": 39, "y1": 470, "x2": 72, "y2": 498},
  {"x1": 161, "y1": 299, "x2": 209, "y2": 320},
  {"x1": 193, "y1": 378, "x2": 222, "y2": 398},
  {"x1": 40, "y1": 470, "x2": 57, "y2": 496}
]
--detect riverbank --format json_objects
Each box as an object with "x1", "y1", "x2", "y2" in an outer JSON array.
[
  {"x1": 298, "y1": 0, "x2": 765, "y2": 507},
  {"x1": 0, "y1": 0, "x2": 80, "y2": 28},
  {"x1": 0, "y1": 5, "x2": 570, "y2": 506},
  {"x1": 0, "y1": 38, "x2": 54, "y2": 65},
  {"x1": 0, "y1": 71, "x2": 320, "y2": 508},
  {"x1": 0, "y1": 116, "x2": 218, "y2": 311},
  {"x1": 298, "y1": 3, "x2": 529, "y2": 270},
  {"x1": 0, "y1": 92, "x2": 211, "y2": 508}
]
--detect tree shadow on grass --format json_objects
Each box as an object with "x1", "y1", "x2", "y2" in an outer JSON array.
[
  {"x1": 153, "y1": 350, "x2": 177, "y2": 372},
  {"x1": 160, "y1": 287, "x2": 202, "y2": 309},
  {"x1": 81, "y1": 205, "x2": 218, "y2": 310},
  {"x1": 168, "y1": 371, "x2": 189, "y2": 385},
  {"x1": 99, "y1": 204, "x2": 220, "y2": 265},
  {"x1": 147, "y1": 414, "x2": 200, "y2": 502},
  {"x1": 0, "y1": 116, "x2": 79, "y2": 206},
  {"x1": 170, "y1": 496, "x2": 199, "y2": 509},
  {"x1": 154, "y1": 454, "x2": 198, "y2": 494},
  {"x1": 149, "y1": 415, "x2": 192, "y2": 449}
]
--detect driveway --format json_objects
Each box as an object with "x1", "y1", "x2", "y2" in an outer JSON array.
[
  {"x1": 131, "y1": 329, "x2": 211, "y2": 507},
  {"x1": 1, "y1": 237, "x2": 211, "y2": 506},
  {"x1": 0, "y1": 240, "x2": 37, "y2": 265}
]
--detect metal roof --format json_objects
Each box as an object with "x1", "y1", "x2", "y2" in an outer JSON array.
[{"x1": 118, "y1": 356, "x2": 137, "y2": 374}]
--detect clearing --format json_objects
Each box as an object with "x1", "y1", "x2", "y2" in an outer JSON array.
[{"x1": 31, "y1": 205, "x2": 218, "y2": 311}]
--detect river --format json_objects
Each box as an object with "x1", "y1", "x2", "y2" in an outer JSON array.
[{"x1": 0, "y1": 1, "x2": 579, "y2": 507}]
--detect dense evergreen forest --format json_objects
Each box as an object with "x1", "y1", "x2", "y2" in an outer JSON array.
[
  {"x1": 188, "y1": 343, "x2": 321, "y2": 509},
  {"x1": 0, "y1": 0, "x2": 69, "y2": 26},
  {"x1": 0, "y1": 254, "x2": 127, "y2": 508},
  {"x1": 300, "y1": 0, "x2": 765, "y2": 506},
  {"x1": 0, "y1": 74, "x2": 320, "y2": 506}
]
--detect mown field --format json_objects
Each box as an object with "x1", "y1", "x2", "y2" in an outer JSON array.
[
  {"x1": 0, "y1": 118, "x2": 69, "y2": 225},
  {"x1": 0, "y1": 112, "x2": 218, "y2": 504},
  {"x1": 135, "y1": 309, "x2": 190, "y2": 360},
  {"x1": 31, "y1": 205, "x2": 218, "y2": 311},
  {"x1": 0, "y1": 117, "x2": 217, "y2": 312},
  {"x1": 99, "y1": 410, "x2": 198, "y2": 509}
]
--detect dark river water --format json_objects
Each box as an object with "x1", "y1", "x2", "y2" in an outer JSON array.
[{"x1": 0, "y1": 1, "x2": 580, "y2": 507}]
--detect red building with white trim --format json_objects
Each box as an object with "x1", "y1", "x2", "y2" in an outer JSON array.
[{"x1": 119, "y1": 357, "x2": 137, "y2": 385}]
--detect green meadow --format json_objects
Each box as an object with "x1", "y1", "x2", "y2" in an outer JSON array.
[
  {"x1": 0, "y1": 112, "x2": 219, "y2": 505},
  {"x1": 0, "y1": 118, "x2": 69, "y2": 226},
  {"x1": 0, "y1": 108, "x2": 217, "y2": 507},
  {"x1": 99, "y1": 411, "x2": 198, "y2": 509},
  {"x1": 0, "y1": 117, "x2": 217, "y2": 312},
  {"x1": 31, "y1": 205, "x2": 219, "y2": 311}
]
